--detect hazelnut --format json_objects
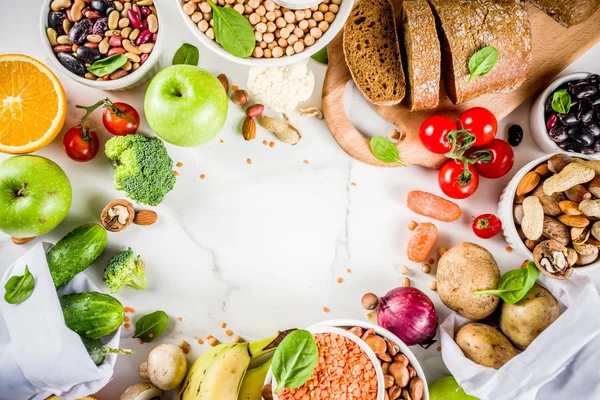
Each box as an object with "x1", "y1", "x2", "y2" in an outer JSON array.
[
  {"x1": 231, "y1": 89, "x2": 248, "y2": 105},
  {"x1": 361, "y1": 292, "x2": 379, "y2": 310}
]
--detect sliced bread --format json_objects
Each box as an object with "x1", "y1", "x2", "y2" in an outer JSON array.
[
  {"x1": 428, "y1": 0, "x2": 532, "y2": 105},
  {"x1": 343, "y1": 0, "x2": 405, "y2": 106},
  {"x1": 530, "y1": 0, "x2": 600, "y2": 27},
  {"x1": 401, "y1": 0, "x2": 441, "y2": 110}
]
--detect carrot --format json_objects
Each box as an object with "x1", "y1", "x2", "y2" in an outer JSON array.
[
  {"x1": 407, "y1": 190, "x2": 461, "y2": 222},
  {"x1": 407, "y1": 222, "x2": 438, "y2": 263}
]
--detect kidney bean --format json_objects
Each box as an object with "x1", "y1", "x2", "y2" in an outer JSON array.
[
  {"x1": 56, "y1": 52, "x2": 86, "y2": 75},
  {"x1": 549, "y1": 125, "x2": 568, "y2": 143},
  {"x1": 569, "y1": 125, "x2": 594, "y2": 146},
  {"x1": 107, "y1": 47, "x2": 126, "y2": 56},
  {"x1": 135, "y1": 29, "x2": 152, "y2": 46},
  {"x1": 572, "y1": 83, "x2": 598, "y2": 99},
  {"x1": 140, "y1": 53, "x2": 149, "y2": 64},
  {"x1": 559, "y1": 139, "x2": 584, "y2": 153},
  {"x1": 110, "y1": 69, "x2": 128, "y2": 79},
  {"x1": 91, "y1": 17, "x2": 108, "y2": 34},
  {"x1": 53, "y1": 44, "x2": 73, "y2": 52},
  {"x1": 132, "y1": 4, "x2": 141, "y2": 19},
  {"x1": 146, "y1": 13, "x2": 157, "y2": 33},
  {"x1": 584, "y1": 123, "x2": 600, "y2": 138},
  {"x1": 77, "y1": 45, "x2": 101, "y2": 63},
  {"x1": 546, "y1": 114, "x2": 558, "y2": 131},
  {"x1": 508, "y1": 124, "x2": 524, "y2": 147},
  {"x1": 109, "y1": 35, "x2": 123, "y2": 47},
  {"x1": 127, "y1": 9, "x2": 143, "y2": 29},
  {"x1": 83, "y1": 41, "x2": 99, "y2": 49},
  {"x1": 559, "y1": 112, "x2": 578, "y2": 126},
  {"x1": 48, "y1": 11, "x2": 67, "y2": 35},
  {"x1": 140, "y1": 6, "x2": 151, "y2": 16},
  {"x1": 84, "y1": 10, "x2": 101, "y2": 19},
  {"x1": 91, "y1": 0, "x2": 113, "y2": 16},
  {"x1": 152, "y1": 32, "x2": 158, "y2": 42},
  {"x1": 579, "y1": 99, "x2": 594, "y2": 123}
]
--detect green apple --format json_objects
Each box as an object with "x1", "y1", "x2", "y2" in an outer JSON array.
[
  {"x1": 429, "y1": 376, "x2": 479, "y2": 400},
  {"x1": 0, "y1": 156, "x2": 72, "y2": 238},
  {"x1": 144, "y1": 65, "x2": 228, "y2": 147}
]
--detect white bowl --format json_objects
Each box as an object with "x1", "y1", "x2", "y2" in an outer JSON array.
[
  {"x1": 177, "y1": 0, "x2": 355, "y2": 67},
  {"x1": 497, "y1": 153, "x2": 600, "y2": 273},
  {"x1": 40, "y1": 0, "x2": 164, "y2": 90},
  {"x1": 530, "y1": 72, "x2": 600, "y2": 158},
  {"x1": 265, "y1": 325, "x2": 386, "y2": 400}
]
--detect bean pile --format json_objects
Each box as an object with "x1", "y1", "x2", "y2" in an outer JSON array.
[
  {"x1": 182, "y1": 0, "x2": 341, "y2": 59},
  {"x1": 46, "y1": 0, "x2": 158, "y2": 81}
]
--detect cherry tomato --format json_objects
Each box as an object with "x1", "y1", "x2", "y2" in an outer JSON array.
[
  {"x1": 63, "y1": 126, "x2": 99, "y2": 162},
  {"x1": 102, "y1": 102, "x2": 140, "y2": 136},
  {"x1": 419, "y1": 116, "x2": 457, "y2": 154},
  {"x1": 473, "y1": 214, "x2": 502, "y2": 239},
  {"x1": 467, "y1": 138, "x2": 514, "y2": 179},
  {"x1": 457, "y1": 107, "x2": 498, "y2": 147},
  {"x1": 438, "y1": 160, "x2": 479, "y2": 199}
]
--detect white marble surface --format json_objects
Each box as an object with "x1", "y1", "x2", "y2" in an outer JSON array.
[{"x1": 2, "y1": 1, "x2": 600, "y2": 399}]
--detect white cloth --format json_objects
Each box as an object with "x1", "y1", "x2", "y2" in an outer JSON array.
[
  {"x1": 0, "y1": 243, "x2": 120, "y2": 400},
  {"x1": 440, "y1": 274, "x2": 600, "y2": 400}
]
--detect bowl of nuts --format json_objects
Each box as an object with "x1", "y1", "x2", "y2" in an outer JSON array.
[
  {"x1": 498, "y1": 153, "x2": 600, "y2": 279},
  {"x1": 41, "y1": 0, "x2": 164, "y2": 90},
  {"x1": 178, "y1": 0, "x2": 353, "y2": 66}
]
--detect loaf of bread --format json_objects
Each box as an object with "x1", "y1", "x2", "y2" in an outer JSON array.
[
  {"x1": 343, "y1": 0, "x2": 406, "y2": 106},
  {"x1": 530, "y1": 0, "x2": 600, "y2": 27},
  {"x1": 428, "y1": 0, "x2": 532, "y2": 105},
  {"x1": 401, "y1": 0, "x2": 441, "y2": 110}
]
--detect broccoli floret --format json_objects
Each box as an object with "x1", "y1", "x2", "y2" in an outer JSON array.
[
  {"x1": 104, "y1": 248, "x2": 147, "y2": 294},
  {"x1": 105, "y1": 134, "x2": 176, "y2": 206}
]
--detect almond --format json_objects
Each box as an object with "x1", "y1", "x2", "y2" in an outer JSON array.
[
  {"x1": 533, "y1": 163, "x2": 551, "y2": 178},
  {"x1": 559, "y1": 200, "x2": 583, "y2": 216},
  {"x1": 516, "y1": 171, "x2": 541, "y2": 196},
  {"x1": 133, "y1": 210, "x2": 158, "y2": 226},
  {"x1": 242, "y1": 116, "x2": 256, "y2": 141},
  {"x1": 558, "y1": 214, "x2": 590, "y2": 228},
  {"x1": 11, "y1": 237, "x2": 34, "y2": 245},
  {"x1": 217, "y1": 74, "x2": 229, "y2": 94}
]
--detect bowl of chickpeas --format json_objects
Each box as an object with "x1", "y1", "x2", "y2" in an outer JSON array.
[{"x1": 178, "y1": 0, "x2": 352, "y2": 66}]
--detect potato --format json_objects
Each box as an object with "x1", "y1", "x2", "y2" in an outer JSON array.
[
  {"x1": 437, "y1": 243, "x2": 500, "y2": 320},
  {"x1": 456, "y1": 323, "x2": 518, "y2": 369},
  {"x1": 499, "y1": 283, "x2": 560, "y2": 350}
]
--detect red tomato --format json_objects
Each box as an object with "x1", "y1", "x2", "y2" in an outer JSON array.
[
  {"x1": 438, "y1": 160, "x2": 479, "y2": 199},
  {"x1": 63, "y1": 126, "x2": 99, "y2": 162},
  {"x1": 457, "y1": 107, "x2": 498, "y2": 147},
  {"x1": 467, "y1": 138, "x2": 515, "y2": 179},
  {"x1": 473, "y1": 214, "x2": 502, "y2": 239},
  {"x1": 419, "y1": 116, "x2": 457, "y2": 154},
  {"x1": 102, "y1": 102, "x2": 140, "y2": 136}
]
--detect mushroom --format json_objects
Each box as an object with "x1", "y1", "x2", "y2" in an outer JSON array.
[
  {"x1": 139, "y1": 343, "x2": 187, "y2": 391},
  {"x1": 533, "y1": 240, "x2": 573, "y2": 280},
  {"x1": 101, "y1": 199, "x2": 136, "y2": 232},
  {"x1": 120, "y1": 382, "x2": 163, "y2": 400}
]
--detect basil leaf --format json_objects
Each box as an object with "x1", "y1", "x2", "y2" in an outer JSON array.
[
  {"x1": 208, "y1": 0, "x2": 255, "y2": 58},
  {"x1": 468, "y1": 46, "x2": 499, "y2": 84},
  {"x1": 173, "y1": 43, "x2": 200, "y2": 66},
  {"x1": 4, "y1": 266, "x2": 35, "y2": 305},
  {"x1": 87, "y1": 54, "x2": 128, "y2": 77},
  {"x1": 311, "y1": 46, "x2": 328, "y2": 64},
  {"x1": 133, "y1": 310, "x2": 169, "y2": 342},
  {"x1": 474, "y1": 263, "x2": 540, "y2": 304},
  {"x1": 552, "y1": 89, "x2": 572, "y2": 114},
  {"x1": 370, "y1": 136, "x2": 406, "y2": 166},
  {"x1": 272, "y1": 329, "x2": 318, "y2": 394}
]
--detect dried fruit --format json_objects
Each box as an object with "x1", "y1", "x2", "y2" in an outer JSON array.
[
  {"x1": 242, "y1": 117, "x2": 256, "y2": 141},
  {"x1": 407, "y1": 222, "x2": 438, "y2": 263},
  {"x1": 406, "y1": 191, "x2": 461, "y2": 222},
  {"x1": 133, "y1": 210, "x2": 158, "y2": 226},
  {"x1": 533, "y1": 240, "x2": 572, "y2": 280},
  {"x1": 516, "y1": 171, "x2": 541, "y2": 196}
]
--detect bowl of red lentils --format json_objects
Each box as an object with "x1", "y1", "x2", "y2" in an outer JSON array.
[
  {"x1": 178, "y1": 0, "x2": 353, "y2": 66},
  {"x1": 41, "y1": 0, "x2": 164, "y2": 90}
]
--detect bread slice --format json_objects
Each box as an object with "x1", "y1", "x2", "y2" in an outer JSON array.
[
  {"x1": 530, "y1": 0, "x2": 600, "y2": 27},
  {"x1": 428, "y1": 0, "x2": 532, "y2": 105},
  {"x1": 343, "y1": 0, "x2": 405, "y2": 106},
  {"x1": 401, "y1": 0, "x2": 441, "y2": 110}
]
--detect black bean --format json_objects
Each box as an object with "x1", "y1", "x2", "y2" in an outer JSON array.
[
  {"x1": 590, "y1": 93, "x2": 600, "y2": 106},
  {"x1": 76, "y1": 46, "x2": 102, "y2": 64},
  {"x1": 568, "y1": 125, "x2": 594, "y2": 147},
  {"x1": 91, "y1": 0, "x2": 114, "y2": 16},
  {"x1": 589, "y1": 74, "x2": 600, "y2": 86},
  {"x1": 69, "y1": 19, "x2": 93, "y2": 45},
  {"x1": 549, "y1": 125, "x2": 568, "y2": 143},
  {"x1": 92, "y1": 17, "x2": 108, "y2": 36},
  {"x1": 584, "y1": 123, "x2": 600, "y2": 138},
  {"x1": 572, "y1": 83, "x2": 598, "y2": 99},
  {"x1": 56, "y1": 52, "x2": 85, "y2": 76},
  {"x1": 559, "y1": 112, "x2": 579, "y2": 126},
  {"x1": 507, "y1": 124, "x2": 523, "y2": 147},
  {"x1": 579, "y1": 99, "x2": 594, "y2": 123},
  {"x1": 48, "y1": 11, "x2": 66, "y2": 35},
  {"x1": 558, "y1": 139, "x2": 584, "y2": 153}
]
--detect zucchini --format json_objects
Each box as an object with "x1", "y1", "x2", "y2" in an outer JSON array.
[
  {"x1": 80, "y1": 337, "x2": 134, "y2": 366},
  {"x1": 60, "y1": 292, "x2": 124, "y2": 339},
  {"x1": 47, "y1": 223, "x2": 108, "y2": 288}
]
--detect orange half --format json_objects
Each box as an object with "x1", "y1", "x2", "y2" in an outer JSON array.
[{"x1": 0, "y1": 54, "x2": 67, "y2": 154}]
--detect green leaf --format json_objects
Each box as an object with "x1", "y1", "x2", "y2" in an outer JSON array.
[
  {"x1": 473, "y1": 263, "x2": 540, "y2": 304},
  {"x1": 272, "y1": 330, "x2": 318, "y2": 394},
  {"x1": 552, "y1": 89, "x2": 572, "y2": 115},
  {"x1": 173, "y1": 43, "x2": 200, "y2": 66},
  {"x1": 208, "y1": 0, "x2": 255, "y2": 58},
  {"x1": 132, "y1": 310, "x2": 169, "y2": 342},
  {"x1": 467, "y1": 46, "x2": 499, "y2": 84},
  {"x1": 4, "y1": 266, "x2": 35, "y2": 305},
  {"x1": 311, "y1": 46, "x2": 328, "y2": 64},
  {"x1": 87, "y1": 54, "x2": 128, "y2": 77},
  {"x1": 370, "y1": 136, "x2": 406, "y2": 166}
]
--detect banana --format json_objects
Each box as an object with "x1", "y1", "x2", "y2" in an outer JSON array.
[{"x1": 238, "y1": 359, "x2": 273, "y2": 400}]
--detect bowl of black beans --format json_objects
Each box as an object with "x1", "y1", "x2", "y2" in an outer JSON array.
[{"x1": 530, "y1": 72, "x2": 600, "y2": 158}]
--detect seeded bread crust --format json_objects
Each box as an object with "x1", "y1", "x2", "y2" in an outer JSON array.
[
  {"x1": 343, "y1": 0, "x2": 406, "y2": 106},
  {"x1": 428, "y1": 0, "x2": 532, "y2": 105},
  {"x1": 402, "y1": 0, "x2": 441, "y2": 110},
  {"x1": 530, "y1": 0, "x2": 600, "y2": 27}
]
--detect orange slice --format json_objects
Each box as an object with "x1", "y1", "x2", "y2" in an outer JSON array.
[{"x1": 0, "y1": 54, "x2": 67, "y2": 154}]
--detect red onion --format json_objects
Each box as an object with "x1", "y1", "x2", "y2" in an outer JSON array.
[{"x1": 377, "y1": 287, "x2": 438, "y2": 347}]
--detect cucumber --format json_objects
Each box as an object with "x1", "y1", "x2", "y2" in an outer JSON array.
[
  {"x1": 47, "y1": 223, "x2": 108, "y2": 288},
  {"x1": 80, "y1": 337, "x2": 134, "y2": 366},
  {"x1": 60, "y1": 292, "x2": 124, "y2": 339}
]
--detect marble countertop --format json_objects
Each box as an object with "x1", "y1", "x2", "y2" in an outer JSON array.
[{"x1": 2, "y1": 1, "x2": 600, "y2": 398}]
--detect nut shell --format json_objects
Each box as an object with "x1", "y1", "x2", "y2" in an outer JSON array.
[
  {"x1": 533, "y1": 240, "x2": 572, "y2": 280},
  {"x1": 101, "y1": 199, "x2": 135, "y2": 232}
]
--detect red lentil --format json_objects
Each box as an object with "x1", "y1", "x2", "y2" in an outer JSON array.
[
  {"x1": 176, "y1": 162, "x2": 183, "y2": 168},
  {"x1": 221, "y1": 322, "x2": 227, "y2": 328},
  {"x1": 197, "y1": 338, "x2": 204, "y2": 345},
  {"x1": 174, "y1": 171, "x2": 180, "y2": 176},
  {"x1": 350, "y1": 182, "x2": 357, "y2": 186},
  {"x1": 124, "y1": 307, "x2": 135, "y2": 313},
  {"x1": 322, "y1": 307, "x2": 330, "y2": 313},
  {"x1": 225, "y1": 329, "x2": 233, "y2": 336},
  {"x1": 304, "y1": 159, "x2": 310, "y2": 164},
  {"x1": 337, "y1": 277, "x2": 343, "y2": 283},
  {"x1": 124, "y1": 323, "x2": 131, "y2": 329},
  {"x1": 269, "y1": 141, "x2": 275, "y2": 148},
  {"x1": 247, "y1": 158, "x2": 252, "y2": 165},
  {"x1": 200, "y1": 174, "x2": 206, "y2": 179},
  {"x1": 177, "y1": 316, "x2": 183, "y2": 321}
]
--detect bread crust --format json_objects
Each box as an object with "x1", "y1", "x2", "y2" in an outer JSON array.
[{"x1": 530, "y1": 0, "x2": 600, "y2": 27}]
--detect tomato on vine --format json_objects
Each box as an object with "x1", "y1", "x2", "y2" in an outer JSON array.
[
  {"x1": 438, "y1": 160, "x2": 479, "y2": 199},
  {"x1": 418, "y1": 116, "x2": 457, "y2": 154},
  {"x1": 102, "y1": 102, "x2": 140, "y2": 136},
  {"x1": 457, "y1": 107, "x2": 498, "y2": 147},
  {"x1": 467, "y1": 138, "x2": 514, "y2": 179},
  {"x1": 63, "y1": 126, "x2": 99, "y2": 162},
  {"x1": 473, "y1": 214, "x2": 502, "y2": 239}
]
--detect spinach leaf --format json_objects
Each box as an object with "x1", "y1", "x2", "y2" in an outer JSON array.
[
  {"x1": 87, "y1": 54, "x2": 128, "y2": 77},
  {"x1": 468, "y1": 46, "x2": 499, "y2": 84},
  {"x1": 4, "y1": 266, "x2": 35, "y2": 305},
  {"x1": 272, "y1": 329, "x2": 318, "y2": 394},
  {"x1": 173, "y1": 43, "x2": 200, "y2": 66},
  {"x1": 133, "y1": 310, "x2": 169, "y2": 342},
  {"x1": 473, "y1": 262, "x2": 540, "y2": 304},
  {"x1": 208, "y1": 0, "x2": 255, "y2": 58},
  {"x1": 311, "y1": 46, "x2": 328, "y2": 64},
  {"x1": 552, "y1": 89, "x2": 572, "y2": 114},
  {"x1": 370, "y1": 136, "x2": 406, "y2": 166}
]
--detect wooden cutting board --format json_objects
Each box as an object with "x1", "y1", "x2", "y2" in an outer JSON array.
[{"x1": 322, "y1": 4, "x2": 600, "y2": 169}]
